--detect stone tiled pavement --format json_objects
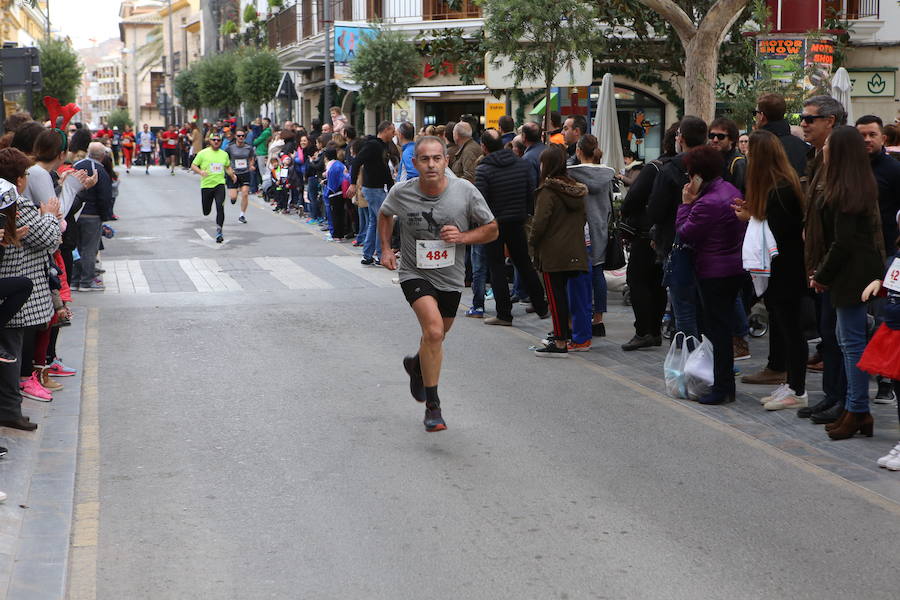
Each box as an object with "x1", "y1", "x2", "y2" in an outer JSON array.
[
  {"x1": 0, "y1": 312, "x2": 85, "y2": 599},
  {"x1": 475, "y1": 291, "x2": 900, "y2": 504}
]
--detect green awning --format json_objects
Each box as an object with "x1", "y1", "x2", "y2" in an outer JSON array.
[{"x1": 530, "y1": 92, "x2": 559, "y2": 115}]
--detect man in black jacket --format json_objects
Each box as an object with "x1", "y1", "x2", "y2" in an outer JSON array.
[
  {"x1": 73, "y1": 142, "x2": 114, "y2": 291},
  {"x1": 858, "y1": 114, "x2": 900, "y2": 402},
  {"x1": 619, "y1": 123, "x2": 680, "y2": 350},
  {"x1": 647, "y1": 116, "x2": 707, "y2": 341},
  {"x1": 475, "y1": 129, "x2": 548, "y2": 324},
  {"x1": 349, "y1": 121, "x2": 395, "y2": 265},
  {"x1": 708, "y1": 117, "x2": 746, "y2": 192},
  {"x1": 754, "y1": 93, "x2": 809, "y2": 177}
]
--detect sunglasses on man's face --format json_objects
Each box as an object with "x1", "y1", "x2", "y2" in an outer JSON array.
[
  {"x1": 210, "y1": 138, "x2": 222, "y2": 143},
  {"x1": 708, "y1": 132, "x2": 728, "y2": 141},
  {"x1": 236, "y1": 134, "x2": 245, "y2": 138},
  {"x1": 799, "y1": 114, "x2": 829, "y2": 124}
]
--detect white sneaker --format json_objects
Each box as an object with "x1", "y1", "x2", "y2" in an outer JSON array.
[
  {"x1": 764, "y1": 390, "x2": 808, "y2": 411},
  {"x1": 877, "y1": 442, "x2": 900, "y2": 468},
  {"x1": 760, "y1": 383, "x2": 790, "y2": 405},
  {"x1": 0, "y1": 490, "x2": 6, "y2": 503},
  {"x1": 886, "y1": 453, "x2": 900, "y2": 471}
]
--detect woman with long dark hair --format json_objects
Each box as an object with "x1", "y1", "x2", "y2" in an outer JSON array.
[
  {"x1": 734, "y1": 130, "x2": 807, "y2": 411},
  {"x1": 807, "y1": 125, "x2": 886, "y2": 439},
  {"x1": 529, "y1": 145, "x2": 588, "y2": 357}
]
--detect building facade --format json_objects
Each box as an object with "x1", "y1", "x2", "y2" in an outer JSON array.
[{"x1": 0, "y1": 0, "x2": 49, "y2": 48}]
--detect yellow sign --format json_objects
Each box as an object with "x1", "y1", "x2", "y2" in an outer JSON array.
[{"x1": 485, "y1": 102, "x2": 506, "y2": 129}]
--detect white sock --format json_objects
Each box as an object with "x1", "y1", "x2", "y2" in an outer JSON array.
[{"x1": 240, "y1": 211, "x2": 245, "y2": 217}]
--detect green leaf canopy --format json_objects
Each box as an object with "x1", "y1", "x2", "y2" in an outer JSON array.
[{"x1": 349, "y1": 27, "x2": 420, "y2": 111}]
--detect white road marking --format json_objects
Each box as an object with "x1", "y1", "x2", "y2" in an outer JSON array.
[
  {"x1": 194, "y1": 228, "x2": 229, "y2": 247},
  {"x1": 102, "y1": 260, "x2": 149, "y2": 294},
  {"x1": 325, "y1": 255, "x2": 395, "y2": 288},
  {"x1": 253, "y1": 257, "x2": 333, "y2": 290},
  {"x1": 178, "y1": 258, "x2": 242, "y2": 292}
]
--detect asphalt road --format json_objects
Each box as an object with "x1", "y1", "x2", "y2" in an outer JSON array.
[{"x1": 76, "y1": 165, "x2": 900, "y2": 599}]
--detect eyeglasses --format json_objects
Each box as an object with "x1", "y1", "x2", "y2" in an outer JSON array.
[
  {"x1": 708, "y1": 133, "x2": 728, "y2": 141},
  {"x1": 799, "y1": 114, "x2": 829, "y2": 124}
]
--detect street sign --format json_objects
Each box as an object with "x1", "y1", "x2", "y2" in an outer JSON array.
[
  {"x1": 484, "y1": 102, "x2": 505, "y2": 129},
  {"x1": 485, "y1": 54, "x2": 592, "y2": 90},
  {"x1": 849, "y1": 70, "x2": 896, "y2": 97},
  {"x1": 0, "y1": 47, "x2": 42, "y2": 89}
]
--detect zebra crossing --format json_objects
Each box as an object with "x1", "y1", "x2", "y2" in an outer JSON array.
[{"x1": 99, "y1": 256, "x2": 395, "y2": 294}]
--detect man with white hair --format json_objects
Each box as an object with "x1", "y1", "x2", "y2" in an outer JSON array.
[
  {"x1": 450, "y1": 121, "x2": 480, "y2": 183},
  {"x1": 72, "y1": 142, "x2": 114, "y2": 291}
]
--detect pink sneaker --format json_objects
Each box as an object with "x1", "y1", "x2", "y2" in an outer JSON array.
[{"x1": 20, "y1": 374, "x2": 52, "y2": 402}]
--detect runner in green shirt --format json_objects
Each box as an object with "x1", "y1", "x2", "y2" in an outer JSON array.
[{"x1": 190, "y1": 134, "x2": 234, "y2": 243}]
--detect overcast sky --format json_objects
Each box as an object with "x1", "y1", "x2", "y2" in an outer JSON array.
[{"x1": 52, "y1": 0, "x2": 123, "y2": 49}]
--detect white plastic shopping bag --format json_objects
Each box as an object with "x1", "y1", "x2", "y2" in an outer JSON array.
[
  {"x1": 684, "y1": 336, "x2": 715, "y2": 400},
  {"x1": 664, "y1": 332, "x2": 699, "y2": 399}
]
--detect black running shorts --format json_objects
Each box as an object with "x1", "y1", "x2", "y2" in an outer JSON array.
[
  {"x1": 401, "y1": 278, "x2": 461, "y2": 318},
  {"x1": 226, "y1": 172, "x2": 252, "y2": 189}
]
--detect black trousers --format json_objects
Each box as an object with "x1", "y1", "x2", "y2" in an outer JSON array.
[
  {"x1": 769, "y1": 297, "x2": 808, "y2": 395},
  {"x1": 0, "y1": 327, "x2": 25, "y2": 420},
  {"x1": 544, "y1": 271, "x2": 578, "y2": 341},
  {"x1": 0, "y1": 277, "x2": 32, "y2": 328},
  {"x1": 698, "y1": 275, "x2": 743, "y2": 396},
  {"x1": 329, "y1": 194, "x2": 347, "y2": 239},
  {"x1": 625, "y1": 238, "x2": 667, "y2": 337},
  {"x1": 201, "y1": 185, "x2": 226, "y2": 227},
  {"x1": 485, "y1": 220, "x2": 547, "y2": 321}
]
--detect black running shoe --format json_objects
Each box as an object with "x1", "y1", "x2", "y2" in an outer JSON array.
[
  {"x1": 361, "y1": 257, "x2": 375, "y2": 265},
  {"x1": 0, "y1": 351, "x2": 16, "y2": 364},
  {"x1": 534, "y1": 344, "x2": 569, "y2": 358},
  {"x1": 403, "y1": 356, "x2": 426, "y2": 403},
  {"x1": 424, "y1": 407, "x2": 447, "y2": 432},
  {"x1": 215, "y1": 229, "x2": 224, "y2": 244},
  {"x1": 0, "y1": 446, "x2": 7, "y2": 458}
]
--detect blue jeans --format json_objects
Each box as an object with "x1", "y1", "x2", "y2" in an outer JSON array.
[
  {"x1": 512, "y1": 266, "x2": 529, "y2": 302},
  {"x1": 669, "y1": 281, "x2": 700, "y2": 341},
  {"x1": 836, "y1": 302, "x2": 870, "y2": 413},
  {"x1": 590, "y1": 260, "x2": 607, "y2": 314},
  {"x1": 363, "y1": 187, "x2": 386, "y2": 260},
  {"x1": 567, "y1": 270, "x2": 593, "y2": 344},
  {"x1": 323, "y1": 194, "x2": 334, "y2": 236},
  {"x1": 356, "y1": 206, "x2": 369, "y2": 245},
  {"x1": 470, "y1": 244, "x2": 487, "y2": 309},
  {"x1": 307, "y1": 179, "x2": 321, "y2": 220}
]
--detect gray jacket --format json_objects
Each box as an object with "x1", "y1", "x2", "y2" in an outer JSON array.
[{"x1": 568, "y1": 163, "x2": 616, "y2": 266}]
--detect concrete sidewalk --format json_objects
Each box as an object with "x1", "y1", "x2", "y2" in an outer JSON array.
[{"x1": 0, "y1": 311, "x2": 87, "y2": 599}]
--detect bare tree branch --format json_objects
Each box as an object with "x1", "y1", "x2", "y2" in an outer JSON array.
[
  {"x1": 636, "y1": 0, "x2": 696, "y2": 44},
  {"x1": 701, "y1": 0, "x2": 751, "y2": 45}
]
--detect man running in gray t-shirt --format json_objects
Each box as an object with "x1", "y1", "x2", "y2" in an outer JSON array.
[
  {"x1": 225, "y1": 129, "x2": 256, "y2": 223},
  {"x1": 379, "y1": 136, "x2": 498, "y2": 432}
]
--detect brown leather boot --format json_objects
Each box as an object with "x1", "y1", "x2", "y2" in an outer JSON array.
[
  {"x1": 825, "y1": 409, "x2": 848, "y2": 432},
  {"x1": 827, "y1": 411, "x2": 873, "y2": 440},
  {"x1": 36, "y1": 366, "x2": 63, "y2": 392}
]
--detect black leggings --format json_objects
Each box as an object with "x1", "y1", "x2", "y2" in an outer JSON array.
[
  {"x1": 769, "y1": 297, "x2": 808, "y2": 395},
  {"x1": 0, "y1": 277, "x2": 32, "y2": 327},
  {"x1": 201, "y1": 185, "x2": 226, "y2": 227},
  {"x1": 544, "y1": 271, "x2": 577, "y2": 341}
]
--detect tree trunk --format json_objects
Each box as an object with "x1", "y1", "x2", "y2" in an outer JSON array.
[{"x1": 682, "y1": 30, "x2": 720, "y2": 122}]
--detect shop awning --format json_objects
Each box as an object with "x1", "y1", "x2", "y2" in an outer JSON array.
[{"x1": 529, "y1": 92, "x2": 559, "y2": 116}]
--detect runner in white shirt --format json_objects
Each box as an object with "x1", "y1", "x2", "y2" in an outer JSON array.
[{"x1": 137, "y1": 123, "x2": 155, "y2": 174}]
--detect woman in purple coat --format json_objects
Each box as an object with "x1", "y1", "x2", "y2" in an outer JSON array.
[{"x1": 676, "y1": 146, "x2": 747, "y2": 405}]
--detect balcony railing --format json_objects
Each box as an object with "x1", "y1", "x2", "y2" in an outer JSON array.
[
  {"x1": 824, "y1": 0, "x2": 880, "y2": 20},
  {"x1": 291, "y1": 0, "x2": 482, "y2": 43},
  {"x1": 267, "y1": 4, "x2": 298, "y2": 49}
]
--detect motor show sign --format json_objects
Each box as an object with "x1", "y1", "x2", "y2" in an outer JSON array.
[{"x1": 756, "y1": 35, "x2": 835, "y2": 89}]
